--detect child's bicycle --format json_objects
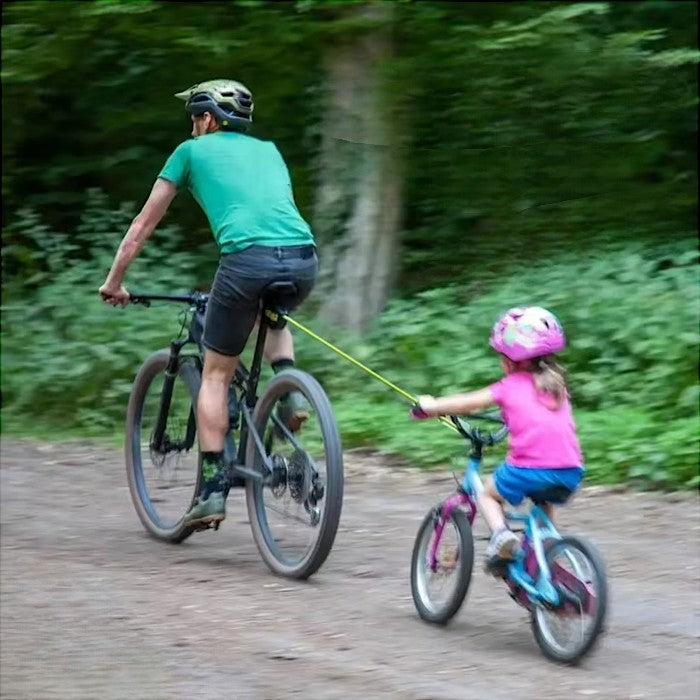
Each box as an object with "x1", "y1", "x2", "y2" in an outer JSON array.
[{"x1": 409, "y1": 411, "x2": 607, "y2": 664}]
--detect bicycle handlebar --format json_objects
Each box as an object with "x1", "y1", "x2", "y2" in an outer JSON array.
[
  {"x1": 129, "y1": 291, "x2": 209, "y2": 310},
  {"x1": 450, "y1": 413, "x2": 508, "y2": 446},
  {"x1": 412, "y1": 404, "x2": 508, "y2": 446}
]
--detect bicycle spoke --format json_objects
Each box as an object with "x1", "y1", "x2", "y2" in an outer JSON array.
[{"x1": 260, "y1": 502, "x2": 317, "y2": 527}]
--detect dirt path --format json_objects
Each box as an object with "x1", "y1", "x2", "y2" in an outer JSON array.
[{"x1": 1, "y1": 439, "x2": 698, "y2": 700}]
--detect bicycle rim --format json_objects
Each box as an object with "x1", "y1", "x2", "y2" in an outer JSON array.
[
  {"x1": 246, "y1": 369, "x2": 343, "y2": 579},
  {"x1": 532, "y1": 536, "x2": 607, "y2": 663},
  {"x1": 411, "y1": 508, "x2": 473, "y2": 624},
  {"x1": 126, "y1": 351, "x2": 201, "y2": 540}
]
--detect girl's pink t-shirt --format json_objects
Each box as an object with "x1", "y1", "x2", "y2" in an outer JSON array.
[{"x1": 489, "y1": 371, "x2": 583, "y2": 468}]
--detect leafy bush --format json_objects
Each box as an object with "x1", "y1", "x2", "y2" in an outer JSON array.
[
  {"x1": 292, "y1": 235, "x2": 699, "y2": 487},
  {"x1": 1, "y1": 190, "x2": 215, "y2": 434},
  {"x1": 1, "y1": 196, "x2": 697, "y2": 488}
]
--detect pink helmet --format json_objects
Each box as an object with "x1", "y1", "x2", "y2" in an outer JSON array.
[{"x1": 489, "y1": 306, "x2": 566, "y2": 362}]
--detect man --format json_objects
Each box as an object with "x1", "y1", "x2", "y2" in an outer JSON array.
[{"x1": 99, "y1": 79, "x2": 318, "y2": 529}]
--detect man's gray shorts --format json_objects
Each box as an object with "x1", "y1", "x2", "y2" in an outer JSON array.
[{"x1": 203, "y1": 244, "x2": 318, "y2": 357}]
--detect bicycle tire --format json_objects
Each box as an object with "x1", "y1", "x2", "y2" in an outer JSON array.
[
  {"x1": 125, "y1": 349, "x2": 202, "y2": 543},
  {"x1": 245, "y1": 369, "x2": 343, "y2": 579},
  {"x1": 531, "y1": 535, "x2": 608, "y2": 664},
  {"x1": 410, "y1": 507, "x2": 474, "y2": 625}
]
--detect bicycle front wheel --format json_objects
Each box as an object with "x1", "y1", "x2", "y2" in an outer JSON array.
[
  {"x1": 245, "y1": 369, "x2": 343, "y2": 579},
  {"x1": 531, "y1": 535, "x2": 608, "y2": 664},
  {"x1": 125, "y1": 349, "x2": 202, "y2": 543},
  {"x1": 410, "y1": 507, "x2": 474, "y2": 625}
]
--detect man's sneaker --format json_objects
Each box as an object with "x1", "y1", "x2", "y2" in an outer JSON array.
[
  {"x1": 184, "y1": 491, "x2": 226, "y2": 528},
  {"x1": 484, "y1": 528, "x2": 521, "y2": 574},
  {"x1": 276, "y1": 391, "x2": 310, "y2": 433}
]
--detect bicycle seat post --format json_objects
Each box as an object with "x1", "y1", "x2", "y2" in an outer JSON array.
[{"x1": 246, "y1": 280, "x2": 299, "y2": 409}]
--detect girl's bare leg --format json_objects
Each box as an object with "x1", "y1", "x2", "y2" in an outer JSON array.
[{"x1": 478, "y1": 476, "x2": 508, "y2": 533}]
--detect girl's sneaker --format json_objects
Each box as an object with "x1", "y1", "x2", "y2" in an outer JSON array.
[{"x1": 484, "y1": 528, "x2": 521, "y2": 573}]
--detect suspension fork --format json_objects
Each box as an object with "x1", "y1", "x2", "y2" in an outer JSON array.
[
  {"x1": 183, "y1": 378, "x2": 200, "y2": 452},
  {"x1": 151, "y1": 338, "x2": 188, "y2": 451}
]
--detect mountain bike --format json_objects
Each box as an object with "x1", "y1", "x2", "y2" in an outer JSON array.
[
  {"x1": 124, "y1": 283, "x2": 343, "y2": 580},
  {"x1": 409, "y1": 411, "x2": 607, "y2": 664}
]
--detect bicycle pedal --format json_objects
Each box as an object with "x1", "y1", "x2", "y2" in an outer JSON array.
[
  {"x1": 484, "y1": 558, "x2": 510, "y2": 578},
  {"x1": 192, "y1": 518, "x2": 221, "y2": 532}
]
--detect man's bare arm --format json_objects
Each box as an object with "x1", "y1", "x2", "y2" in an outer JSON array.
[{"x1": 99, "y1": 178, "x2": 177, "y2": 305}]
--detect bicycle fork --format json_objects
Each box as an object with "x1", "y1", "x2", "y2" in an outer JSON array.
[
  {"x1": 150, "y1": 338, "x2": 193, "y2": 453},
  {"x1": 428, "y1": 489, "x2": 477, "y2": 572}
]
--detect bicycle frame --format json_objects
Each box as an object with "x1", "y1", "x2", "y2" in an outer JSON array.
[
  {"x1": 430, "y1": 444, "x2": 563, "y2": 609},
  {"x1": 130, "y1": 293, "x2": 301, "y2": 487}
]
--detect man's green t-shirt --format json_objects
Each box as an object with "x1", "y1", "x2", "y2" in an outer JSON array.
[{"x1": 158, "y1": 131, "x2": 315, "y2": 254}]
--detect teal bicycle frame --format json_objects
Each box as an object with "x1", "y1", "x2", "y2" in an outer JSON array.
[{"x1": 456, "y1": 453, "x2": 561, "y2": 608}]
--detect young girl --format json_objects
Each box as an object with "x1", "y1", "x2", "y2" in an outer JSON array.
[{"x1": 415, "y1": 306, "x2": 584, "y2": 571}]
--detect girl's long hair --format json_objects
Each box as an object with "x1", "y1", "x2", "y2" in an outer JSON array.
[{"x1": 530, "y1": 354, "x2": 568, "y2": 408}]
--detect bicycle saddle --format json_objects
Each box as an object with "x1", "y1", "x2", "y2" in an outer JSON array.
[
  {"x1": 529, "y1": 485, "x2": 573, "y2": 505},
  {"x1": 263, "y1": 280, "x2": 298, "y2": 307}
]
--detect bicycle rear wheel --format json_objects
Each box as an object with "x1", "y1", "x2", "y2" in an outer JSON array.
[
  {"x1": 125, "y1": 349, "x2": 202, "y2": 543},
  {"x1": 245, "y1": 369, "x2": 343, "y2": 579},
  {"x1": 410, "y1": 507, "x2": 474, "y2": 625},
  {"x1": 531, "y1": 535, "x2": 608, "y2": 664}
]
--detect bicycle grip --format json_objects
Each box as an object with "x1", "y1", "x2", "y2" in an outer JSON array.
[
  {"x1": 410, "y1": 404, "x2": 430, "y2": 420},
  {"x1": 129, "y1": 294, "x2": 151, "y2": 307}
]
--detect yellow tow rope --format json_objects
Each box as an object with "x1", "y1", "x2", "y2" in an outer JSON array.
[{"x1": 282, "y1": 314, "x2": 458, "y2": 433}]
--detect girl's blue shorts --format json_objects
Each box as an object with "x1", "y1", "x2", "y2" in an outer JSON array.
[{"x1": 493, "y1": 463, "x2": 584, "y2": 506}]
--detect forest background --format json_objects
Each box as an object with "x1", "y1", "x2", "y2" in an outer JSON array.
[{"x1": 2, "y1": 0, "x2": 697, "y2": 487}]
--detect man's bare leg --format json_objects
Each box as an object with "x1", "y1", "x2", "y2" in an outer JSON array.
[
  {"x1": 198, "y1": 349, "x2": 238, "y2": 451},
  {"x1": 264, "y1": 325, "x2": 308, "y2": 431},
  {"x1": 264, "y1": 325, "x2": 294, "y2": 365},
  {"x1": 185, "y1": 348, "x2": 238, "y2": 526}
]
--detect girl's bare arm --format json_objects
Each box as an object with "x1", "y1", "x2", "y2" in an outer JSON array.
[{"x1": 417, "y1": 387, "x2": 495, "y2": 416}]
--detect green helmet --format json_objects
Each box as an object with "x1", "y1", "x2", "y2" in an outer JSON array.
[{"x1": 175, "y1": 79, "x2": 254, "y2": 132}]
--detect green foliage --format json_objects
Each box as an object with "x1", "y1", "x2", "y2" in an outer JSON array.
[
  {"x1": 1, "y1": 3, "x2": 697, "y2": 489},
  {"x1": 2, "y1": 0, "x2": 323, "y2": 236},
  {"x1": 390, "y1": 1, "x2": 697, "y2": 291},
  {"x1": 1, "y1": 191, "x2": 214, "y2": 434},
  {"x1": 291, "y1": 234, "x2": 698, "y2": 487},
  {"x1": 6, "y1": 197, "x2": 694, "y2": 487},
  {"x1": 2, "y1": 2, "x2": 697, "y2": 290}
]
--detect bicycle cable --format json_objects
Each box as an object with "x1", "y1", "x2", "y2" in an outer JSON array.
[{"x1": 282, "y1": 314, "x2": 458, "y2": 433}]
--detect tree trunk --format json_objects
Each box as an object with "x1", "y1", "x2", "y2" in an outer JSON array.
[{"x1": 312, "y1": 4, "x2": 402, "y2": 333}]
